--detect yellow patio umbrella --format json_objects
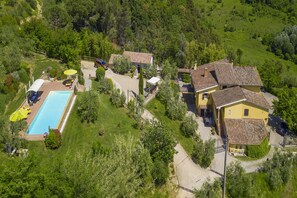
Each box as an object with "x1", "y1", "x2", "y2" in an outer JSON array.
[
  {"x1": 64, "y1": 69, "x2": 77, "y2": 76},
  {"x1": 9, "y1": 109, "x2": 28, "y2": 122}
]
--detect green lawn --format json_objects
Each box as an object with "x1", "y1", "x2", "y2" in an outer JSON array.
[
  {"x1": 60, "y1": 93, "x2": 139, "y2": 153},
  {"x1": 145, "y1": 98, "x2": 195, "y2": 154}
]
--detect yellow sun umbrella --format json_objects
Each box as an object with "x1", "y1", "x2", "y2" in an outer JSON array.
[
  {"x1": 64, "y1": 69, "x2": 77, "y2": 76},
  {"x1": 9, "y1": 109, "x2": 28, "y2": 122}
]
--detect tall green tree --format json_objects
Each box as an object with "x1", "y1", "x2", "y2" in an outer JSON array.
[
  {"x1": 226, "y1": 162, "x2": 252, "y2": 198},
  {"x1": 141, "y1": 120, "x2": 175, "y2": 164},
  {"x1": 273, "y1": 88, "x2": 297, "y2": 133},
  {"x1": 139, "y1": 67, "x2": 144, "y2": 95},
  {"x1": 77, "y1": 91, "x2": 99, "y2": 123}
]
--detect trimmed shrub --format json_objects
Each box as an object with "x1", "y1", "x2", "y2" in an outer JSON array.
[
  {"x1": 96, "y1": 67, "x2": 105, "y2": 81},
  {"x1": 152, "y1": 159, "x2": 169, "y2": 186},
  {"x1": 78, "y1": 74, "x2": 85, "y2": 85},
  {"x1": 246, "y1": 138, "x2": 270, "y2": 158},
  {"x1": 182, "y1": 74, "x2": 191, "y2": 83},
  {"x1": 49, "y1": 68, "x2": 57, "y2": 78},
  {"x1": 45, "y1": 129, "x2": 62, "y2": 149},
  {"x1": 96, "y1": 78, "x2": 113, "y2": 94}
]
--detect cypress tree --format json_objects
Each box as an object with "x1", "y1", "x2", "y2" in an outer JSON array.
[{"x1": 139, "y1": 67, "x2": 144, "y2": 95}]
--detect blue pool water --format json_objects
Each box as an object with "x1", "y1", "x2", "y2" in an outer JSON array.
[{"x1": 27, "y1": 91, "x2": 72, "y2": 135}]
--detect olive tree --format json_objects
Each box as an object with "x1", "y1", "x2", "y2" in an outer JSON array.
[
  {"x1": 181, "y1": 115, "x2": 198, "y2": 137},
  {"x1": 77, "y1": 91, "x2": 99, "y2": 123}
]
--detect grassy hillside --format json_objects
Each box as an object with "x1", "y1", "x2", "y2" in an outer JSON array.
[{"x1": 195, "y1": 0, "x2": 297, "y2": 77}]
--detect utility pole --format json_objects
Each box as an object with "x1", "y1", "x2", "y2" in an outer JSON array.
[{"x1": 222, "y1": 136, "x2": 228, "y2": 198}]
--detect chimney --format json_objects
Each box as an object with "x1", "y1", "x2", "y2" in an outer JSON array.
[
  {"x1": 194, "y1": 61, "x2": 197, "y2": 70},
  {"x1": 204, "y1": 67, "x2": 208, "y2": 77}
]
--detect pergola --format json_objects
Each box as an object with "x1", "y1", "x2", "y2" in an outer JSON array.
[
  {"x1": 147, "y1": 77, "x2": 160, "y2": 86},
  {"x1": 27, "y1": 79, "x2": 45, "y2": 93}
]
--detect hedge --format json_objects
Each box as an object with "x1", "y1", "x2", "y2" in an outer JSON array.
[{"x1": 246, "y1": 138, "x2": 270, "y2": 158}]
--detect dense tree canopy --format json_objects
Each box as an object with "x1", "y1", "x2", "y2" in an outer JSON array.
[{"x1": 273, "y1": 88, "x2": 297, "y2": 133}]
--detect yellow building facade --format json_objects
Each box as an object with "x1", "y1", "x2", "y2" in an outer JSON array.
[
  {"x1": 195, "y1": 86, "x2": 218, "y2": 116},
  {"x1": 223, "y1": 102, "x2": 269, "y2": 125}
]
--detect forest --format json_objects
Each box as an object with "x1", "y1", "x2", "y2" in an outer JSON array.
[{"x1": 1, "y1": 0, "x2": 297, "y2": 197}]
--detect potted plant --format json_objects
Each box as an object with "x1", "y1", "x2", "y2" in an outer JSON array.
[{"x1": 49, "y1": 69, "x2": 57, "y2": 81}]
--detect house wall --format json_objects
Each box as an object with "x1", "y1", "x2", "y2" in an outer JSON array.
[
  {"x1": 241, "y1": 86, "x2": 261, "y2": 92},
  {"x1": 242, "y1": 102, "x2": 269, "y2": 125},
  {"x1": 223, "y1": 102, "x2": 269, "y2": 125},
  {"x1": 131, "y1": 62, "x2": 147, "y2": 68},
  {"x1": 195, "y1": 87, "x2": 219, "y2": 112}
]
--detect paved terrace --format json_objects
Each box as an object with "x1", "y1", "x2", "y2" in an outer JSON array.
[{"x1": 23, "y1": 81, "x2": 83, "y2": 141}]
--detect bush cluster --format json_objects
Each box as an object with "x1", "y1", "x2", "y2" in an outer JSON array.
[
  {"x1": 182, "y1": 74, "x2": 191, "y2": 83},
  {"x1": 141, "y1": 121, "x2": 174, "y2": 186},
  {"x1": 157, "y1": 79, "x2": 187, "y2": 121},
  {"x1": 77, "y1": 91, "x2": 99, "y2": 123},
  {"x1": 166, "y1": 97, "x2": 187, "y2": 121},
  {"x1": 112, "y1": 57, "x2": 131, "y2": 74},
  {"x1": 110, "y1": 89, "x2": 126, "y2": 108},
  {"x1": 96, "y1": 78, "x2": 113, "y2": 94},
  {"x1": 96, "y1": 67, "x2": 105, "y2": 81},
  {"x1": 261, "y1": 152, "x2": 294, "y2": 190},
  {"x1": 180, "y1": 115, "x2": 198, "y2": 137},
  {"x1": 192, "y1": 138, "x2": 215, "y2": 168},
  {"x1": 45, "y1": 129, "x2": 62, "y2": 149}
]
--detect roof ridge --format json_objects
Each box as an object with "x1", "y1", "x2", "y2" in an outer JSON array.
[{"x1": 241, "y1": 88, "x2": 270, "y2": 110}]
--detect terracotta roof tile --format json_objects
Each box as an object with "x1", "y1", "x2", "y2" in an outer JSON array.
[
  {"x1": 123, "y1": 51, "x2": 153, "y2": 65},
  {"x1": 225, "y1": 119, "x2": 267, "y2": 145},
  {"x1": 234, "y1": 66, "x2": 263, "y2": 86},
  {"x1": 214, "y1": 64, "x2": 238, "y2": 85},
  {"x1": 241, "y1": 88, "x2": 270, "y2": 110},
  {"x1": 212, "y1": 87, "x2": 246, "y2": 108},
  {"x1": 190, "y1": 60, "x2": 263, "y2": 92},
  {"x1": 211, "y1": 87, "x2": 270, "y2": 110},
  {"x1": 190, "y1": 59, "x2": 230, "y2": 92}
]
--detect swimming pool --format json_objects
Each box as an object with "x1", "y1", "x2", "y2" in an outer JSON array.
[{"x1": 27, "y1": 91, "x2": 72, "y2": 135}]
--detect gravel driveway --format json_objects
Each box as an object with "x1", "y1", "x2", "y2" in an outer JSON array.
[{"x1": 81, "y1": 60, "x2": 140, "y2": 101}]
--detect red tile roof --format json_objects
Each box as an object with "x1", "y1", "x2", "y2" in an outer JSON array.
[
  {"x1": 214, "y1": 64, "x2": 238, "y2": 86},
  {"x1": 212, "y1": 86, "x2": 246, "y2": 108},
  {"x1": 191, "y1": 60, "x2": 263, "y2": 92},
  {"x1": 225, "y1": 119, "x2": 267, "y2": 145},
  {"x1": 211, "y1": 86, "x2": 270, "y2": 110},
  {"x1": 123, "y1": 51, "x2": 153, "y2": 65},
  {"x1": 191, "y1": 60, "x2": 231, "y2": 92},
  {"x1": 241, "y1": 88, "x2": 270, "y2": 110},
  {"x1": 234, "y1": 66, "x2": 263, "y2": 87}
]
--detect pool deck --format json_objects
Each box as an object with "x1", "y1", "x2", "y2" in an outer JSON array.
[{"x1": 23, "y1": 81, "x2": 83, "y2": 141}]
